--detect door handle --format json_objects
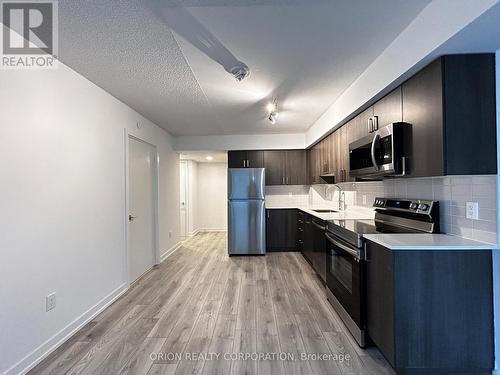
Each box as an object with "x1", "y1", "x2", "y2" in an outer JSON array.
[
  {"x1": 325, "y1": 233, "x2": 359, "y2": 258},
  {"x1": 243, "y1": 160, "x2": 246, "y2": 167},
  {"x1": 368, "y1": 118, "x2": 373, "y2": 133},
  {"x1": 372, "y1": 116, "x2": 379, "y2": 131},
  {"x1": 129, "y1": 215, "x2": 137, "y2": 222},
  {"x1": 371, "y1": 133, "x2": 380, "y2": 171},
  {"x1": 247, "y1": 160, "x2": 250, "y2": 168}
]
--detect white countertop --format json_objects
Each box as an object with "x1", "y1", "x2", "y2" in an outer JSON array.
[
  {"x1": 265, "y1": 204, "x2": 496, "y2": 250},
  {"x1": 363, "y1": 234, "x2": 495, "y2": 250},
  {"x1": 265, "y1": 204, "x2": 375, "y2": 221}
]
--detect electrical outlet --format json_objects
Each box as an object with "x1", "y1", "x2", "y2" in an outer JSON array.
[
  {"x1": 466, "y1": 202, "x2": 479, "y2": 220},
  {"x1": 288, "y1": 192, "x2": 293, "y2": 197},
  {"x1": 169, "y1": 231, "x2": 172, "y2": 239},
  {"x1": 46, "y1": 293, "x2": 56, "y2": 312},
  {"x1": 362, "y1": 195, "x2": 367, "y2": 205}
]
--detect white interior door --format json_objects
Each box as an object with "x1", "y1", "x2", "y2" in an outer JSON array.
[
  {"x1": 128, "y1": 137, "x2": 156, "y2": 283},
  {"x1": 179, "y1": 161, "x2": 187, "y2": 238}
]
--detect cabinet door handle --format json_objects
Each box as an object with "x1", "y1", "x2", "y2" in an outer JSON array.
[
  {"x1": 247, "y1": 160, "x2": 250, "y2": 168},
  {"x1": 243, "y1": 160, "x2": 246, "y2": 167},
  {"x1": 373, "y1": 116, "x2": 379, "y2": 131},
  {"x1": 368, "y1": 118, "x2": 373, "y2": 133}
]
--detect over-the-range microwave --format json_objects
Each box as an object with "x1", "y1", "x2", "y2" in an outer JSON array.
[{"x1": 349, "y1": 122, "x2": 412, "y2": 179}]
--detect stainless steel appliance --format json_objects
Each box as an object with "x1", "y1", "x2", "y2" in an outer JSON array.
[
  {"x1": 228, "y1": 168, "x2": 266, "y2": 255},
  {"x1": 349, "y1": 122, "x2": 412, "y2": 179},
  {"x1": 325, "y1": 198, "x2": 439, "y2": 347}
]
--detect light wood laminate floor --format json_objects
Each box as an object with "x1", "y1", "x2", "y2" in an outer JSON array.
[{"x1": 28, "y1": 232, "x2": 394, "y2": 375}]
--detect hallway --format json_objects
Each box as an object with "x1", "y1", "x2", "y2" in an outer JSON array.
[{"x1": 29, "y1": 233, "x2": 393, "y2": 375}]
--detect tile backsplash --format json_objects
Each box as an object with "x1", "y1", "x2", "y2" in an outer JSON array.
[
  {"x1": 265, "y1": 175, "x2": 498, "y2": 245},
  {"x1": 265, "y1": 185, "x2": 310, "y2": 207},
  {"x1": 338, "y1": 176, "x2": 497, "y2": 244}
]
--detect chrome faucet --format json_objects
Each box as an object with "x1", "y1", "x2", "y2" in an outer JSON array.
[{"x1": 326, "y1": 184, "x2": 345, "y2": 211}]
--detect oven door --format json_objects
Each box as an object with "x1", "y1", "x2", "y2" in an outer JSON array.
[
  {"x1": 325, "y1": 232, "x2": 364, "y2": 329},
  {"x1": 349, "y1": 123, "x2": 402, "y2": 178}
]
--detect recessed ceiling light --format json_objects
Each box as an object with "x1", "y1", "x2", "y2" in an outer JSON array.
[{"x1": 206, "y1": 156, "x2": 214, "y2": 161}]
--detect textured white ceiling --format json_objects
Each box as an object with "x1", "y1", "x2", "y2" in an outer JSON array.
[{"x1": 58, "y1": 0, "x2": 431, "y2": 136}]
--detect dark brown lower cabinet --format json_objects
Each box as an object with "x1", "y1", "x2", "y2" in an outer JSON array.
[
  {"x1": 266, "y1": 209, "x2": 298, "y2": 252},
  {"x1": 311, "y1": 217, "x2": 326, "y2": 283},
  {"x1": 365, "y1": 240, "x2": 494, "y2": 374},
  {"x1": 302, "y1": 213, "x2": 314, "y2": 265}
]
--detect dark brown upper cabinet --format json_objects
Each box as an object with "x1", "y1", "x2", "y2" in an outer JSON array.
[
  {"x1": 308, "y1": 143, "x2": 324, "y2": 184},
  {"x1": 286, "y1": 150, "x2": 308, "y2": 185},
  {"x1": 402, "y1": 54, "x2": 497, "y2": 177},
  {"x1": 347, "y1": 106, "x2": 374, "y2": 144},
  {"x1": 373, "y1": 87, "x2": 403, "y2": 129},
  {"x1": 264, "y1": 150, "x2": 307, "y2": 185},
  {"x1": 228, "y1": 150, "x2": 264, "y2": 168},
  {"x1": 335, "y1": 125, "x2": 351, "y2": 183}
]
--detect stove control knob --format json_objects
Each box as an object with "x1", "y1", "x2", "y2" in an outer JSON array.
[
  {"x1": 418, "y1": 203, "x2": 429, "y2": 211},
  {"x1": 410, "y1": 202, "x2": 418, "y2": 210}
]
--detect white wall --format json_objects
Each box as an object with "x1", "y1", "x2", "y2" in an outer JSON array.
[
  {"x1": 0, "y1": 62, "x2": 180, "y2": 374},
  {"x1": 174, "y1": 133, "x2": 306, "y2": 151},
  {"x1": 196, "y1": 163, "x2": 228, "y2": 231}
]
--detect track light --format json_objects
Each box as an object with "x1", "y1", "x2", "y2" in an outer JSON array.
[
  {"x1": 266, "y1": 102, "x2": 276, "y2": 112},
  {"x1": 268, "y1": 111, "x2": 278, "y2": 124},
  {"x1": 267, "y1": 99, "x2": 279, "y2": 124}
]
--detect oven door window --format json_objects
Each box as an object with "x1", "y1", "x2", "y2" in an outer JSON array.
[
  {"x1": 326, "y1": 239, "x2": 363, "y2": 327},
  {"x1": 331, "y1": 253, "x2": 353, "y2": 293}
]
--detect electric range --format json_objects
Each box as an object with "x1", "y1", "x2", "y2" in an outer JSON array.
[{"x1": 324, "y1": 197, "x2": 440, "y2": 347}]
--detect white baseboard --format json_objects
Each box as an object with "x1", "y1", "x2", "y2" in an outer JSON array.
[
  {"x1": 198, "y1": 228, "x2": 227, "y2": 232},
  {"x1": 187, "y1": 229, "x2": 200, "y2": 237},
  {"x1": 160, "y1": 242, "x2": 182, "y2": 263},
  {"x1": 3, "y1": 283, "x2": 128, "y2": 375}
]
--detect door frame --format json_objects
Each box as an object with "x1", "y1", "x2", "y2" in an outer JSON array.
[
  {"x1": 124, "y1": 130, "x2": 160, "y2": 286},
  {"x1": 179, "y1": 160, "x2": 189, "y2": 238}
]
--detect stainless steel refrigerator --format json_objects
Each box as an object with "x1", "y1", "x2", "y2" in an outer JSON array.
[{"x1": 228, "y1": 168, "x2": 266, "y2": 255}]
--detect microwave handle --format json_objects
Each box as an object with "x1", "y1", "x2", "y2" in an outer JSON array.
[{"x1": 370, "y1": 133, "x2": 380, "y2": 171}]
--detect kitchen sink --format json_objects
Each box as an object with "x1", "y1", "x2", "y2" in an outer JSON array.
[{"x1": 312, "y1": 209, "x2": 338, "y2": 213}]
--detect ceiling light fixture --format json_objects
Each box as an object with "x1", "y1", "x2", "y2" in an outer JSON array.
[
  {"x1": 267, "y1": 98, "x2": 279, "y2": 125},
  {"x1": 206, "y1": 156, "x2": 214, "y2": 161},
  {"x1": 266, "y1": 102, "x2": 276, "y2": 113},
  {"x1": 229, "y1": 64, "x2": 250, "y2": 82},
  {"x1": 268, "y1": 111, "x2": 278, "y2": 125}
]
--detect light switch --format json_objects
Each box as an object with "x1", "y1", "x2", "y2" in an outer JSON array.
[{"x1": 466, "y1": 202, "x2": 479, "y2": 220}]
